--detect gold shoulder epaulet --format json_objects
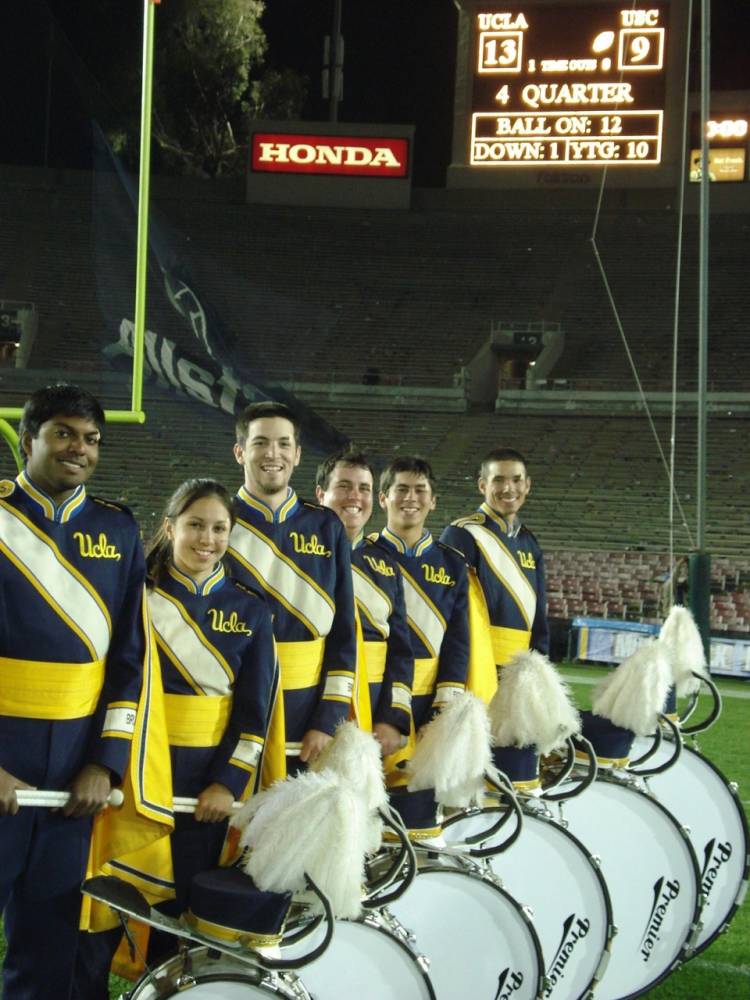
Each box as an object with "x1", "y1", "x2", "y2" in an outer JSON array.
[{"x1": 452, "y1": 512, "x2": 485, "y2": 528}]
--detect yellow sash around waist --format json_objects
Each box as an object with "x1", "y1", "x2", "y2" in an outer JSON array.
[
  {"x1": 164, "y1": 693, "x2": 231, "y2": 747},
  {"x1": 363, "y1": 641, "x2": 387, "y2": 684},
  {"x1": 277, "y1": 638, "x2": 325, "y2": 691},
  {"x1": 0, "y1": 655, "x2": 105, "y2": 719},
  {"x1": 412, "y1": 657, "x2": 439, "y2": 697},
  {"x1": 490, "y1": 625, "x2": 531, "y2": 667}
]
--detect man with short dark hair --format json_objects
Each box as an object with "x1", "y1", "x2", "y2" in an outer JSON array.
[
  {"x1": 441, "y1": 448, "x2": 548, "y2": 669},
  {"x1": 376, "y1": 457, "x2": 470, "y2": 750},
  {"x1": 228, "y1": 402, "x2": 357, "y2": 773},
  {"x1": 0, "y1": 384, "x2": 151, "y2": 999},
  {"x1": 315, "y1": 449, "x2": 413, "y2": 757}
]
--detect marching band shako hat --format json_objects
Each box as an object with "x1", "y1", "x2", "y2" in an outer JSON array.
[
  {"x1": 662, "y1": 684, "x2": 678, "y2": 720},
  {"x1": 406, "y1": 692, "x2": 493, "y2": 810},
  {"x1": 579, "y1": 710, "x2": 635, "y2": 768},
  {"x1": 658, "y1": 605, "x2": 709, "y2": 709},
  {"x1": 184, "y1": 866, "x2": 292, "y2": 948},
  {"x1": 388, "y1": 787, "x2": 442, "y2": 841},
  {"x1": 488, "y1": 650, "x2": 580, "y2": 793},
  {"x1": 234, "y1": 769, "x2": 371, "y2": 920},
  {"x1": 578, "y1": 639, "x2": 672, "y2": 768},
  {"x1": 491, "y1": 744, "x2": 540, "y2": 791}
]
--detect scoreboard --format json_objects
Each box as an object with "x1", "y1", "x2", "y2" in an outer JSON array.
[{"x1": 450, "y1": 2, "x2": 686, "y2": 187}]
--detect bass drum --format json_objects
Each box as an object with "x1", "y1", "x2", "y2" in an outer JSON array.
[
  {"x1": 291, "y1": 913, "x2": 436, "y2": 999},
  {"x1": 558, "y1": 777, "x2": 702, "y2": 1000},
  {"x1": 388, "y1": 865, "x2": 545, "y2": 1000},
  {"x1": 127, "y1": 946, "x2": 308, "y2": 998},
  {"x1": 630, "y1": 737, "x2": 750, "y2": 954},
  {"x1": 444, "y1": 802, "x2": 614, "y2": 999}
]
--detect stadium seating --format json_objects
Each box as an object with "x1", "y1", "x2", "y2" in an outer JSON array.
[{"x1": 1, "y1": 165, "x2": 748, "y2": 638}]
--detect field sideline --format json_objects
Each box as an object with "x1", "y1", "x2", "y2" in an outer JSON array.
[{"x1": 1, "y1": 665, "x2": 747, "y2": 999}]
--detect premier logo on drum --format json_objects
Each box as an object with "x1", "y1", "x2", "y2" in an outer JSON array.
[
  {"x1": 544, "y1": 913, "x2": 591, "y2": 995},
  {"x1": 640, "y1": 877, "x2": 681, "y2": 961},
  {"x1": 494, "y1": 966, "x2": 524, "y2": 1000},
  {"x1": 701, "y1": 838, "x2": 733, "y2": 898}
]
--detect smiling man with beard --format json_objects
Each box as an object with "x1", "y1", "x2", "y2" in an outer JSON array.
[{"x1": 441, "y1": 448, "x2": 548, "y2": 671}]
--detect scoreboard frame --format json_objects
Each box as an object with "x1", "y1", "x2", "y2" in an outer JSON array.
[{"x1": 448, "y1": 0, "x2": 690, "y2": 189}]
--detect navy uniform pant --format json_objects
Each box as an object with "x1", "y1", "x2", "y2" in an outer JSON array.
[{"x1": 0, "y1": 806, "x2": 91, "y2": 1000}]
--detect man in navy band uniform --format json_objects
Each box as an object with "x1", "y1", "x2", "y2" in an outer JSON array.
[
  {"x1": 0, "y1": 384, "x2": 149, "y2": 1000},
  {"x1": 441, "y1": 448, "x2": 548, "y2": 669},
  {"x1": 376, "y1": 456, "x2": 470, "y2": 766},
  {"x1": 315, "y1": 450, "x2": 414, "y2": 758},
  {"x1": 228, "y1": 402, "x2": 357, "y2": 772}
]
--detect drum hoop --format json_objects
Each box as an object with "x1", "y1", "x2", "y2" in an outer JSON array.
[
  {"x1": 573, "y1": 777, "x2": 706, "y2": 994},
  {"x1": 410, "y1": 864, "x2": 546, "y2": 996},
  {"x1": 654, "y1": 744, "x2": 750, "y2": 957},
  {"x1": 131, "y1": 946, "x2": 285, "y2": 999}
]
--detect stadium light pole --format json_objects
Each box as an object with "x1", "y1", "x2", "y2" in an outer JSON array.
[{"x1": 690, "y1": 0, "x2": 711, "y2": 662}]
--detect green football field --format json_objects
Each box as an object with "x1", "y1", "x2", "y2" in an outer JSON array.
[{"x1": 2, "y1": 664, "x2": 748, "y2": 999}]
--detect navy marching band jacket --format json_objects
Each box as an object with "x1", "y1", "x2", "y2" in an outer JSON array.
[
  {"x1": 351, "y1": 534, "x2": 413, "y2": 736},
  {"x1": 228, "y1": 487, "x2": 357, "y2": 761},
  {"x1": 441, "y1": 503, "x2": 549, "y2": 666}
]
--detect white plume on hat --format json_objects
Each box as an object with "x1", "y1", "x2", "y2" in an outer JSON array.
[
  {"x1": 309, "y1": 721, "x2": 388, "y2": 813},
  {"x1": 659, "y1": 605, "x2": 709, "y2": 696},
  {"x1": 235, "y1": 770, "x2": 369, "y2": 920},
  {"x1": 591, "y1": 640, "x2": 672, "y2": 736},
  {"x1": 488, "y1": 650, "x2": 580, "y2": 755},
  {"x1": 406, "y1": 692, "x2": 492, "y2": 807}
]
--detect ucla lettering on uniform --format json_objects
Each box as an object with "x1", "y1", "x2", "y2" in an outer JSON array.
[
  {"x1": 519, "y1": 551, "x2": 536, "y2": 569},
  {"x1": 73, "y1": 531, "x2": 122, "y2": 561},
  {"x1": 421, "y1": 564, "x2": 455, "y2": 587},
  {"x1": 288, "y1": 531, "x2": 332, "y2": 558},
  {"x1": 362, "y1": 554, "x2": 396, "y2": 577},
  {"x1": 207, "y1": 608, "x2": 252, "y2": 635}
]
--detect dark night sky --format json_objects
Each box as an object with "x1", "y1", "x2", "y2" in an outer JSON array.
[{"x1": 1, "y1": 1, "x2": 747, "y2": 185}]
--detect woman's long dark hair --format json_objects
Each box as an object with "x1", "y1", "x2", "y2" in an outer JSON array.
[{"x1": 146, "y1": 478, "x2": 235, "y2": 587}]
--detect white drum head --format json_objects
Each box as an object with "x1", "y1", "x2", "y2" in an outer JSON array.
[
  {"x1": 474, "y1": 804, "x2": 614, "y2": 999},
  {"x1": 630, "y1": 738, "x2": 750, "y2": 953},
  {"x1": 389, "y1": 866, "x2": 544, "y2": 1000},
  {"x1": 559, "y1": 778, "x2": 701, "y2": 1000},
  {"x1": 295, "y1": 915, "x2": 435, "y2": 999},
  {"x1": 128, "y1": 947, "x2": 290, "y2": 998}
]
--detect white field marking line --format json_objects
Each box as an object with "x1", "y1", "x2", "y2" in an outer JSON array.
[
  {"x1": 692, "y1": 960, "x2": 750, "y2": 978},
  {"x1": 564, "y1": 672, "x2": 750, "y2": 699}
]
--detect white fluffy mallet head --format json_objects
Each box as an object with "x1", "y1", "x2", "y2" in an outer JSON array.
[
  {"x1": 489, "y1": 650, "x2": 580, "y2": 755},
  {"x1": 659, "y1": 605, "x2": 708, "y2": 697},
  {"x1": 591, "y1": 640, "x2": 672, "y2": 736}
]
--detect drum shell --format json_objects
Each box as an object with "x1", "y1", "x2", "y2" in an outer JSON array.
[
  {"x1": 290, "y1": 913, "x2": 435, "y2": 1000},
  {"x1": 630, "y1": 739, "x2": 750, "y2": 953},
  {"x1": 389, "y1": 864, "x2": 545, "y2": 1000},
  {"x1": 444, "y1": 803, "x2": 614, "y2": 999},
  {"x1": 558, "y1": 776, "x2": 702, "y2": 1000}
]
